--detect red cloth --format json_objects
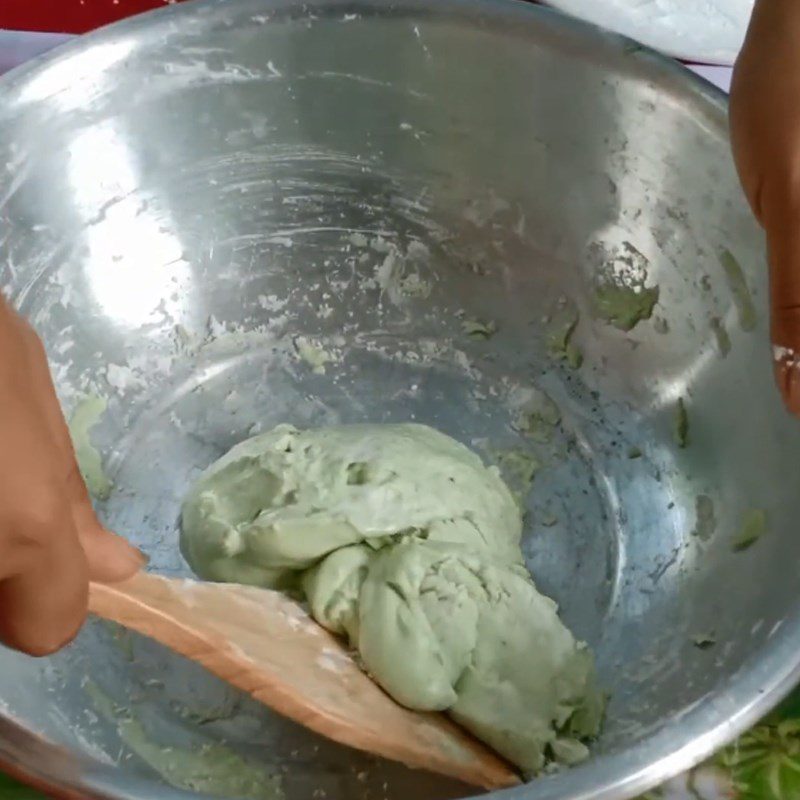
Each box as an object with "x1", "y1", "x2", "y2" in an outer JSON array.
[{"x1": 0, "y1": 0, "x2": 187, "y2": 34}]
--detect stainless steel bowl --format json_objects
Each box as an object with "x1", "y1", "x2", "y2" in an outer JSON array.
[{"x1": 0, "y1": 2, "x2": 796, "y2": 799}]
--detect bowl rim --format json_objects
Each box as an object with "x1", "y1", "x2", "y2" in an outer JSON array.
[{"x1": 0, "y1": 1, "x2": 793, "y2": 799}]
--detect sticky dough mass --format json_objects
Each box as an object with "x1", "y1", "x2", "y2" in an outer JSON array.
[{"x1": 180, "y1": 423, "x2": 602, "y2": 772}]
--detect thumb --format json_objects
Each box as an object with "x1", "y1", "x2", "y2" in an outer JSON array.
[
  {"x1": 67, "y1": 465, "x2": 146, "y2": 584},
  {"x1": 0, "y1": 519, "x2": 89, "y2": 656}
]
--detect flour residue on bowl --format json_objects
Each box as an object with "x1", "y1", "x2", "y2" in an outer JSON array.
[{"x1": 84, "y1": 679, "x2": 284, "y2": 799}]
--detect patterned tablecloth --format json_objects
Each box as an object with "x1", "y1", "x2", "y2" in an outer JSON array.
[{"x1": 0, "y1": 3, "x2": 788, "y2": 800}]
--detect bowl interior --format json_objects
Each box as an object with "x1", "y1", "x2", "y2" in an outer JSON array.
[{"x1": 0, "y1": 2, "x2": 796, "y2": 800}]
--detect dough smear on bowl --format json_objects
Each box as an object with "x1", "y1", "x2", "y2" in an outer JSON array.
[{"x1": 181, "y1": 423, "x2": 603, "y2": 773}]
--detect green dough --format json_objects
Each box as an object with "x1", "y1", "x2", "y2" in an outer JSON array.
[
  {"x1": 546, "y1": 299, "x2": 583, "y2": 369},
  {"x1": 461, "y1": 317, "x2": 498, "y2": 340},
  {"x1": 592, "y1": 242, "x2": 659, "y2": 332},
  {"x1": 710, "y1": 317, "x2": 732, "y2": 358},
  {"x1": 732, "y1": 509, "x2": 768, "y2": 552},
  {"x1": 85, "y1": 681, "x2": 282, "y2": 799},
  {"x1": 674, "y1": 398, "x2": 689, "y2": 449},
  {"x1": 594, "y1": 283, "x2": 659, "y2": 332},
  {"x1": 181, "y1": 424, "x2": 602, "y2": 774},
  {"x1": 692, "y1": 495, "x2": 717, "y2": 541},
  {"x1": 489, "y1": 447, "x2": 541, "y2": 507},
  {"x1": 69, "y1": 395, "x2": 113, "y2": 500},
  {"x1": 514, "y1": 388, "x2": 562, "y2": 445},
  {"x1": 294, "y1": 336, "x2": 332, "y2": 374},
  {"x1": 719, "y1": 250, "x2": 757, "y2": 333}
]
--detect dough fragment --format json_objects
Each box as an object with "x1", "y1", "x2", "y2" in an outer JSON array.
[
  {"x1": 181, "y1": 423, "x2": 602, "y2": 773},
  {"x1": 69, "y1": 395, "x2": 113, "y2": 500}
]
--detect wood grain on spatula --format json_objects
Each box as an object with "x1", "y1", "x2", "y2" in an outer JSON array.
[{"x1": 88, "y1": 572, "x2": 520, "y2": 790}]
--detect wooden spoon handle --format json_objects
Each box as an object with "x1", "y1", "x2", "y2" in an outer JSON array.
[{"x1": 88, "y1": 573, "x2": 520, "y2": 790}]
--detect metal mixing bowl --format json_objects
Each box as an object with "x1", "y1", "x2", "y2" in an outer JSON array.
[{"x1": 0, "y1": 1, "x2": 797, "y2": 799}]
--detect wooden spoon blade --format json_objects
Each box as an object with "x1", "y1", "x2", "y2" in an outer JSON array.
[{"x1": 88, "y1": 572, "x2": 520, "y2": 790}]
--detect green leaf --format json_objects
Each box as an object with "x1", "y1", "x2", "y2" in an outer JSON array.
[
  {"x1": 732, "y1": 509, "x2": 768, "y2": 552},
  {"x1": 0, "y1": 773, "x2": 46, "y2": 799},
  {"x1": 776, "y1": 688, "x2": 800, "y2": 722},
  {"x1": 719, "y1": 719, "x2": 800, "y2": 800}
]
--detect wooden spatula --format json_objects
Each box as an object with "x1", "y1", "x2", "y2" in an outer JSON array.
[{"x1": 88, "y1": 572, "x2": 520, "y2": 790}]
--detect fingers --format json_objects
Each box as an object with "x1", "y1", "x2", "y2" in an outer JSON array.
[
  {"x1": 763, "y1": 200, "x2": 800, "y2": 416},
  {"x1": 730, "y1": 0, "x2": 800, "y2": 417},
  {"x1": 60, "y1": 410, "x2": 144, "y2": 582},
  {"x1": 76, "y1": 521, "x2": 146, "y2": 584},
  {"x1": 17, "y1": 319, "x2": 145, "y2": 583},
  {"x1": 18, "y1": 319, "x2": 76, "y2": 460},
  {"x1": 0, "y1": 521, "x2": 89, "y2": 657},
  {"x1": 68, "y1": 463, "x2": 145, "y2": 584},
  {"x1": 741, "y1": 96, "x2": 800, "y2": 416},
  {"x1": 67, "y1": 461, "x2": 145, "y2": 583},
  {"x1": 769, "y1": 300, "x2": 800, "y2": 419},
  {"x1": 731, "y1": 0, "x2": 800, "y2": 224},
  {"x1": 772, "y1": 311, "x2": 800, "y2": 417},
  {"x1": 773, "y1": 355, "x2": 800, "y2": 417},
  {"x1": 0, "y1": 300, "x2": 141, "y2": 656}
]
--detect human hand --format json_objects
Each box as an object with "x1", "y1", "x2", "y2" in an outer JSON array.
[
  {"x1": 730, "y1": 0, "x2": 800, "y2": 415},
  {"x1": 0, "y1": 297, "x2": 144, "y2": 655}
]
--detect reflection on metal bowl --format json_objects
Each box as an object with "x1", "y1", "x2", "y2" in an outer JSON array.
[{"x1": 0, "y1": 2, "x2": 794, "y2": 800}]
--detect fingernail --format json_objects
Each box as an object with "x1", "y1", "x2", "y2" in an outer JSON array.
[
  {"x1": 773, "y1": 344, "x2": 797, "y2": 364},
  {"x1": 120, "y1": 540, "x2": 148, "y2": 568}
]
